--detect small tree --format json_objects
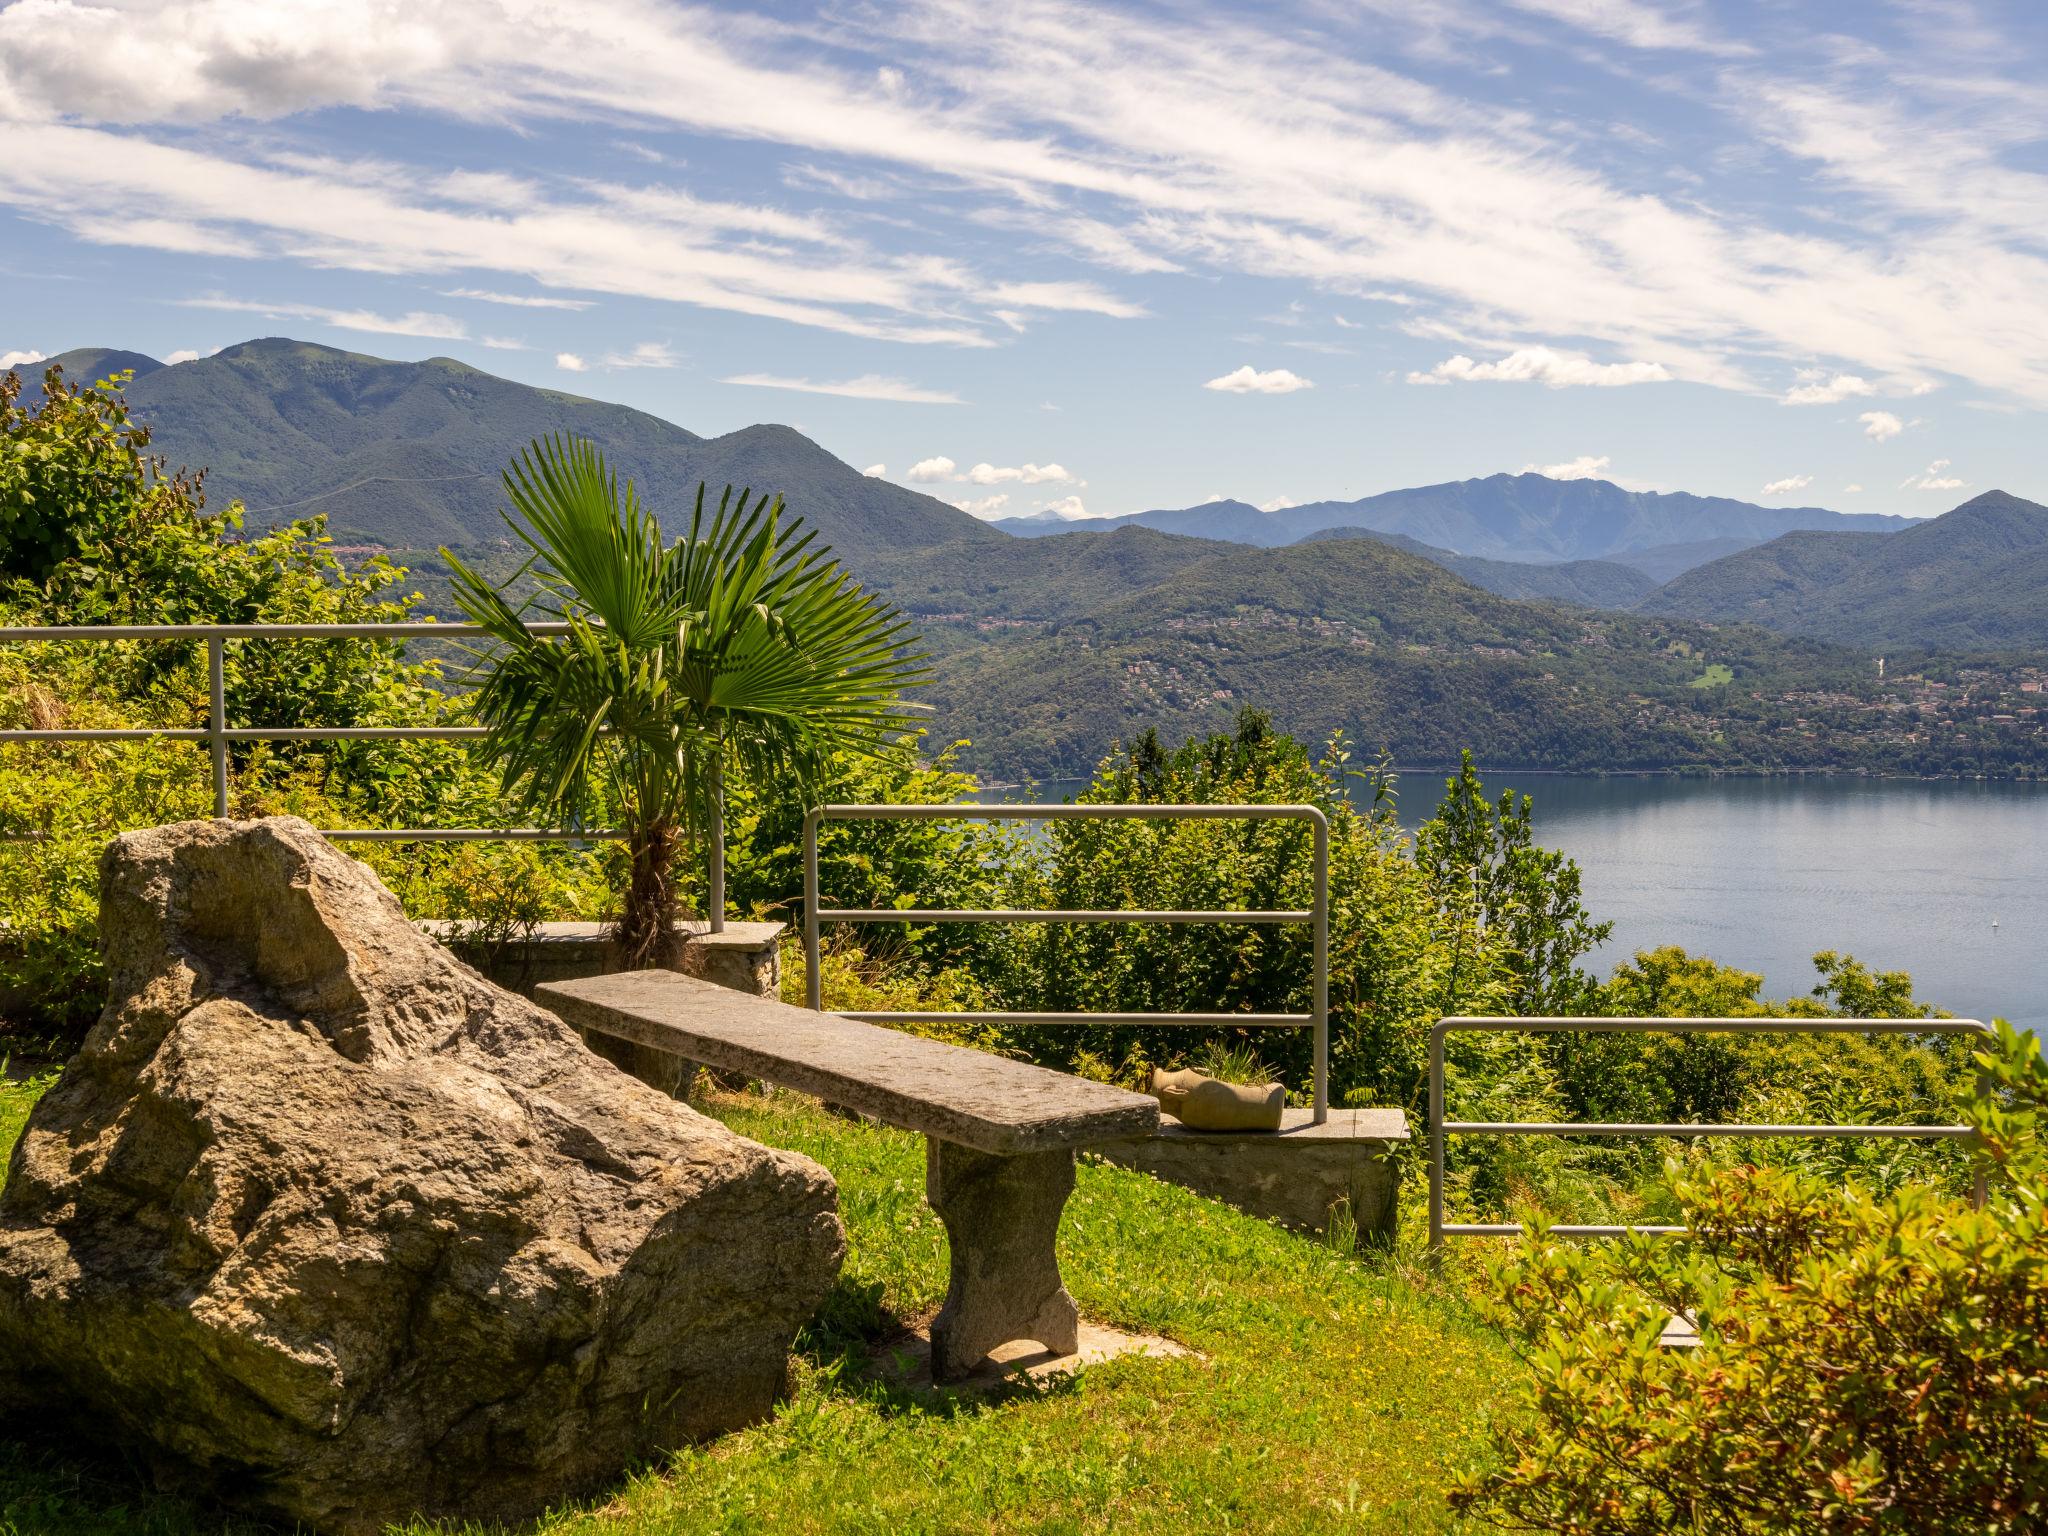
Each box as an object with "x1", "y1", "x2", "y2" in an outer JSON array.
[
  {"x1": 447, "y1": 435, "x2": 925, "y2": 968},
  {"x1": 1455, "y1": 1020, "x2": 2048, "y2": 1535}
]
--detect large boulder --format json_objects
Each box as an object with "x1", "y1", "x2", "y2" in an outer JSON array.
[{"x1": 0, "y1": 817, "x2": 845, "y2": 1533}]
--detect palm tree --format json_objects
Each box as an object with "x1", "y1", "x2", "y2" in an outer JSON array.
[{"x1": 445, "y1": 435, "x2": 926, "y2": 969}]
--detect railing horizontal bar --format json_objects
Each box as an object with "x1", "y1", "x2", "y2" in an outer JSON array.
[
  {"x1": 0, "y1": 623, "x2": 572, "y2": 641},
  {"x1": 1439, "y1": 1016, "x2": 1989, "y2": 1035},
  {"x1": 1440, "y1": 1223, "x2": 1690, "y2": 1237},
  {"x1": 0, "y1": 729, "x2": 210, "y2": 742},
  {"x1": 320, "y1": 828, "x2": 628, "y2": 841},
  {"x1": 818, "y1": 907, "x2": 1311, "y2": 924},
  {"x1": 834, "y1": 1010, "x2": 1311, "y2": 1026},
  {"x1": 223, "y1": 727, "x2": 489, "y2": 741},
  {"x1": 817, "y1": 802, "x2": 1322, "y2": 822},
  {"x1": 1444, "y1": 1120, "x2": 1974, "y2": 1138}
]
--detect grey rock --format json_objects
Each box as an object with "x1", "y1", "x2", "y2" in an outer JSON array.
[{"x1": 0, "y1": 817, "x2": 844, "y2": 1534}]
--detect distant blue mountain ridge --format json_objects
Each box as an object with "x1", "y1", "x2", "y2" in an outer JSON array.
[{"x1": 992, "y1": 476, "x2": 1912, "y2": 576}]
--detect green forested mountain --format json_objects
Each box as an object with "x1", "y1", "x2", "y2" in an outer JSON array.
[
  {"x1": 13, "y1": 344, "x2": 2043, "y2": 783},
  {"x1": 900, "y1": 536, "x2": 2047, "y2": 781},
  {"x1": 21, "y1": 340, "x2": 996, "y2": 563},
  {"x1": 1298, "y1": 527, "x2": 1658, "y2": 607},
  {"x1": 1639, "y1": 491, "x2": 2048, "y2": 650}
]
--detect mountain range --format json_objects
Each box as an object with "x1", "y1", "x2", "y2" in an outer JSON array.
[
  {"x1": 993, "y1": 476, "x2": 1910, "y2": 574},
  {"x1": 11, "y1": 339, "x2": 2045, "y2": 778},
  {"x1": 24, "y1": 341, "x2": 996, "y2": 564},
  {"x1": 1639, "y1": 489, "x2": 2048, "y2": 651}
]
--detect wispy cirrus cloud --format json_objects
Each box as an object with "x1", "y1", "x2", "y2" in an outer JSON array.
[
  {"x1": 177, "y1": 296, "x2": 468, "y2": 338},
  {"x1": 1, "y1": 0, "x2": 2046, "y2": 419},
  {"x1": 721, "y1": 372, "x2": 965, "y2": 403},
  {"x1": 443, "y1": 287, "x2": 595, "y2": 310}
]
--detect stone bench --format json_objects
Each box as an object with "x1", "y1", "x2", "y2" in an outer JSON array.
[{"x1": 537, "y1": 971, "x2": 1160, "y2": 1383}]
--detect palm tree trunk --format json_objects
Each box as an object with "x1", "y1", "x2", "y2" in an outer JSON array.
[
  {"x1": 616, "y1": 820, "x2": 683, "y2": 970},
  {"x1": 706, "y1": 753, "x2": 725, "y2": 935}
]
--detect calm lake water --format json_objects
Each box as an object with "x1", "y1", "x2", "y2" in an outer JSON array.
[{"x1": 982, "y1": 774, "x2": 2048, "y2": 1031}]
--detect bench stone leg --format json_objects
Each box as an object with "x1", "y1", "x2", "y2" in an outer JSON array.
[{"x1": 925, "y1": 1139, "x2": 1080, "y2": 1382}]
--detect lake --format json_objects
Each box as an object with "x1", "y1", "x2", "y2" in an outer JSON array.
[{"x1": 981, "y1": 774, "x2": 2048, "y2": 1031}]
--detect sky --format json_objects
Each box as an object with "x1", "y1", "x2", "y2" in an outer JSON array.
[{"x1": 2, "y1": 0, "x2": 2045, "y2": 523}]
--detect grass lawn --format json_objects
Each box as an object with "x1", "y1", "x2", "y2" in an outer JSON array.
[
  {"x1": 1689, "y1": 663, "x2": 1735, "y2": 689},
  {"x1": 1, "y1": 1074, "x2": 1512, "y2": 1535}
]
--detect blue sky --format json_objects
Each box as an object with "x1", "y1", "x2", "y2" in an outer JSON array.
[{"x1": 3, "y1": 0, "x2": 2045, "y2": 522}]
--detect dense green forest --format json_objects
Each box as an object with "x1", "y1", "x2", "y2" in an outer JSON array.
[{"x1": 891, "y1": 532, "x2": 2048, "y2": 780}]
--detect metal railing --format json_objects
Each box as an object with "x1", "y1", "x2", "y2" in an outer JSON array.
[
  {"x1": 804, "y1": 802, "x2": 1332, "y2": 1121},
  {"x1": 1427, "y1": 1014, "x2": 1995, "y2": 1248},
  {"x1": 0, "y1": 621, "x2": 692, "y2": 874}
]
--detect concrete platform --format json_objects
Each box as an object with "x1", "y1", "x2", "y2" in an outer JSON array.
[
  {"x1": 866, "y1": 1319, "x2": 1190, "y2": 1393},
  {"x1": 1098, "y1": 1106, "x2": 1409, "y2": 1242},
  {"x1": 420, "y1": 918, "x2": 785, "y2": 999}
]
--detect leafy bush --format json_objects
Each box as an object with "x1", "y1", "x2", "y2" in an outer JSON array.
[
  {"x1": 0, "y1": 369, "x2": 604, "y2": 1048},
  {"x1": 1455, "y1": 1020, "x2": 2048, "y2": 1535}
]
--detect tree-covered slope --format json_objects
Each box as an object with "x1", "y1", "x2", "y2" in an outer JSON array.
[
  {"x1": 915, "y1": 537, "x2": 2045, "y2": 781},
  {"x1": 14, "y1": 339, "x2": 997, "y2": 563},
  {"x1": 1299, "y1": 527, "x2": 1657, "y2": 607},
  {"x1": 1638, "y1": 491, "x2": 2048, "y2": 650}
]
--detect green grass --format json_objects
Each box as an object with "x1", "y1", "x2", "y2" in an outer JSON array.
[
  {"x1": 1688, "y1": 663, "x2": 1735, "y2": 688},
  {"x1": 1, "y1": 1078, "x2": 1512, "y2": 1535}
]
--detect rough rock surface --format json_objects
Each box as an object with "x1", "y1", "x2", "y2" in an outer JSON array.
[{"x1": 0, "y1": 817, "x2": 845, "y2": 1534}]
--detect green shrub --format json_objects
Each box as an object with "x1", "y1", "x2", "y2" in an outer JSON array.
[{"x1": 1455, "y1": 1020, "x2": 2048, "y2": 1535}]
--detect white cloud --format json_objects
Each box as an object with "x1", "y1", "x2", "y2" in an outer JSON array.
[
  {"x1": 1859, "y1": 410, "x2": 1905, "y2": 442},
  {"x1": 555, "y1": 352, "x2": 588, "y2": 372},
  {"x1": 907, "y1": 457, "x2": 957, "y2": 481},
  {"x1": 986, "y1": 280, "x2": 1144, "y2": 318},
  {"x1": 1041, "y1": 495, "x2": 1089, "y2": 517},
  {"x1": 442, "y1": 287, "x2": 594, "y2": 310},
  {"x1": 861, "y1": 463, "x2": 887, "y2": 477},
  {"x1": 1258, "y1": 495, "x2": 1298, "y2": 511},
  {"x1": 1523, "y1": 454, "x2": 1613, "y2": 481},
  {"x1": 952, "y1": 493, "x2": 1010, "y2": 516},
  {"x1": 4, "y1": 0, "x2": 2048, "y2": 404},
  {"x1": 1902, "y1": 459, "x2": 1967, "y2": 491},
  {"x1": 178, "y1": 296, "x2": 466, "y2": 338},
  {"x1": 720, "y1": 371, "x2": 962, "y2": 402},
  {"x1": 1782, "y1": 373, "x2": 1875, "y2": 406},
  {"x1": 1761, "y1": 473, "x2": 1814, "y2": 496},
  {"x1": 1503, "y1": 0, "x2": 1748, "y2": 55},
  {"x1": 1, "y1": 349, "x2": 46, "y2": 369},
  {"x1": 1412, "y1": 347, "x2": 1670, "y2": 388},
  {"x1": 479, "y1": 335, "x2": 525, "y2": 350},
  {"x1": 1843, "y1": 483, "x2": 1863, "y2": 493},
  {"x1": 1204, "y1": 365, "x2": 1314, "y2": 395},
  {"x1": 966, "y1": 462, "x2": 1077, "y2": 485},
  {"x1": 162, "y1": 345, "x2": 220, "y2": 364},
  {"x1": 605, "y1": 342, "x2": 678, "y2": 369}
]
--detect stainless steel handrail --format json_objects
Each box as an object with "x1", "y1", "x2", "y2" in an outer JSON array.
[
  {"x1": 803, "y1": 801, "x2": 1332, "y2": 1120},
  {"x1": 0, "y1": 622, "x2": 619, "y2": 840},
  {"x1": 1427, "y1": 1014, "x2": 1995, "y2": 1248}
]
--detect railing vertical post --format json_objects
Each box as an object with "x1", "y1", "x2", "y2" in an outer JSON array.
[
  {"x1": 803, "y1": 807, "x2": 823, "y2": 1013},
  {"x1": 1311, "y1": 809, "x2": 1329, "y2": 1125},
  {"x1": 706, "y1": 756, "x2": 725, "y2": 934},
  {"x1": 206, "y1": 635, "x2": 229, "y2": 818},
  {"x1": 1973, "y1": 1059, "x2": 1992, "y2": 1211},
  {"x1": 1428, "y1": 1021, "x2": 1447, "y2": 1253}
]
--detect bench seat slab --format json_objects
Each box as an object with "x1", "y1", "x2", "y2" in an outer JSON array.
[{"x1": 926, "y1": 1140, "x2": 1080, "y2": 1382}]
